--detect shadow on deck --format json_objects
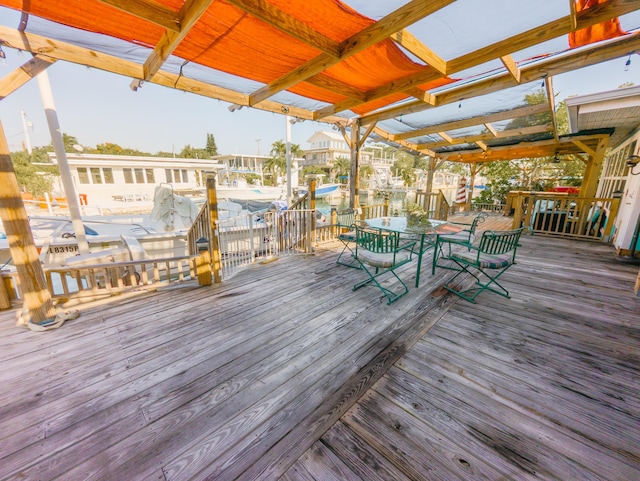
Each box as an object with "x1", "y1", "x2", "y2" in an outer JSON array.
[{"x1": 0, "y1": 218, "x2": 638, "y2": 481}]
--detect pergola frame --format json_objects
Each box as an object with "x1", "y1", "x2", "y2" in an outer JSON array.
[{"x1": 0, "y1": 1, "x2": 638, "y2": 321}]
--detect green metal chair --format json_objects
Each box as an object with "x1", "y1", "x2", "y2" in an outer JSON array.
[
  {"x1": 431, "y1": 212, "x2": 487, "y2": 274},
  {"x1": 437, "y1": 227, "x2": 524, "y2": 303},
  {"x1": 334, "y1": 208, "x2": 363, "y2": 268},
  {"x1": 353, "y1": 225, "x2": 416, "y2": 304}
]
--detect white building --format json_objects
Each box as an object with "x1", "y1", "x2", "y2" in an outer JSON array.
[
  {"x1": 47, "y1": 153, "x2": 224, "y2": 204},
  {"x1": 566, "y1": 85, "x2": 640, "y2": 259}
]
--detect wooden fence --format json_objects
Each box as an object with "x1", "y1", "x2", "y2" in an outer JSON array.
[
  {"x1": 1, "y1": 254, "x2": 203, "y2": 306},
  {"x1": 508, "y1": 192, "x2": 620, "y2": 241}
]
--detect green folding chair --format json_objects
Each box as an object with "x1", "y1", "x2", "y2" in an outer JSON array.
[
  {"x1": 353, "y1": 225, "x2": 416, "y2": 304},
  {"x1": 437, "y1": 227, "x2": 524, "y2": 303},
  {"x1": 431, "y1": 212, "x2": 487, "y2": 274},
  {"x1": 334, "y1": 208, "x2": 363, "y2": 268}
]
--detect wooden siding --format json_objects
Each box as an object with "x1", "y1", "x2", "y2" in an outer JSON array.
[{"x1": 0, "y1": 221, "x2": 638, "y2": 481}]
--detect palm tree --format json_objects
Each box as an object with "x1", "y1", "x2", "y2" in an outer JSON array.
[
  {"x1": 265, "y1": 140, "x2": 304, "y2": 184},
  {"x1": 332, "y1": 156, "x2": 351, "y2": 183}
]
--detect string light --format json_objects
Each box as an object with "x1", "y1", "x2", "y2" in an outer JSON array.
[
  {"x1": 0, "y1": 45, "x2": 5, "y2": 60},
  {"x1": 625, "y1": 55, "x2": 631, "y2": 72}
]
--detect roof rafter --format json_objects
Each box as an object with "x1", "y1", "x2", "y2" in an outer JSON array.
[
  {"x1": 226, "y1": 0, "x2": 340, "y2": 57},
  {"x1": 391, "y1": 103, "x2": 550, "y2": 141},
  {"x1": 440, "y1": 132, "x2": 610, "y2": 162},
  {"x1": 0, "y1": 55, "x2": 56, "y2": 100},
  {"x1": 0, "y1": 26, "x2": 345, "y2": 124},
  {"x1": 389, "y1": 29, "x2": 447, "y2": 74},
  {"x1": 248, "y1": 0, "x2": 455, "y2": 107},
  {"x1": 416, "y1": 124, "x2": 552, "y2": 150},
  {"x1": 98, "y1": 0, "x2": 181, "y2": 32},
  {"x1": 141, "y1": 0, "x2": 213, "y2": 81},
  {"x1": 315, "y1": 0, "x2": 639, "y2": 119},
  {"x1": 544, "y1": 75, "x2": 559, "y2": 142},
  {"x1": 361, "y1": 32, "x2": 640, "y2": 125},
  {"x1": 501, "y1": 55, "x2": 521, "y2": 83}
]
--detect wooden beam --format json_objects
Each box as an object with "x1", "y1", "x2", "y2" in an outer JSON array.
[
  {"x1": 306, "y1": 74, "x2": 368, "y2": 102},
  {"x1": 544, "y1": 75, "x2": 559, "y2": 142},
  {"x1": 573, "y1": 139, "x2": 596, "y2": 158},
  {"x1": 391, "y1": 103, "x2": 550, "y2": 141},
  {"x1": 417, "y1": 124, "x2": 552, "y2": 150},
  {"x1": 371, "y1": 126, "x2": 435, "y2": 157},
  {"x1": 580, "y1": 136, "x2": 609, "y2": 197},
  {"x1": 0, "y1": 27, "x2": 345, "y2": 124},
  {"x1": 350, "y1": 120, "x2": 360, "y2": 209},
  {"x1": 500, "y1": 55, "x2": 521, "y2": 83},
  {"x1": 0, "y1": 56, "x2": 56, "y2": 100},
  {"x1": 438, "y1": 132, "x2": 453, "y2": 143},
  {"x1": 440, "y1": 134, "x2": 608, "y2": 163},
  {"x1": 569, "y1": 0, "x2": 578, "y2": 30},
  {"x1": 361, "y1": 32, "x2": 640, "y2": 125},
  {"x1": 142, "y1": 0, "x2": 213, "y2": 81},
  {"x1": 359, "y1": 121, "x2": 377, "y2": 149},
  {"x1": 317, "y1": 0, "x2": 639, "y2": 119},
  {"x1": 390, "y1": 29, "x2": 447, "y2": 74},
  {"x1": 226, "y1": 0, "x2": 340, "y2": 57},
  {"x1": 484, "y1": 123, "x2": 498, "y2": 136},
  {"x1": 0, "y1": 121, "x2": 56, "y2": 323},
  {"x1": 477, "y1": 141, "x2": 489, "y2": 151},
  {"x1": 98, "y1": 0, "x2": 181, "y2": 32},
  {"x1": 248, "y1": 0, "x2": 455, "y2": 106}
]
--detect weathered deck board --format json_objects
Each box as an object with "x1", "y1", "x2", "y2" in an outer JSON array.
[
  {"x1": 0, "y1": 238, "x2": 452, "y2": 481},
  {"x1": 1, "y1": 228, "x2": 638, "y2": 481},
  {"x1": 299, "y1": 235, "x2": 640, "y2": 481}
]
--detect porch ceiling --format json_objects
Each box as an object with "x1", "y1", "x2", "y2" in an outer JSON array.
[
  {"x1": 566, "y1": 84, "x2": 640, "y2": 149},
  {"x1": 0, "y1": 1, "x2": 639, "y2": 162}
]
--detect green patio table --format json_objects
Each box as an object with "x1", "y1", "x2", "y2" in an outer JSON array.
[{"x1": 365, "y1": 216, "x2": 460, "y2": 288}]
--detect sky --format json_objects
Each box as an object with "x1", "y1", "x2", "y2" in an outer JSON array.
[{"x1": 0, "y1": 10, "x2": 639, "y2": 156}]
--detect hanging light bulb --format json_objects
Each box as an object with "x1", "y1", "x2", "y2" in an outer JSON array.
[
  {"x1": 625, "y1": 55, "x2": 631, "y2": 72},
  {"x1": 458, "y1": 99, "x2": 463, "y2": 109},
  {"x1": 0, "y1": 45, "x2": 6, "y2": 59}
]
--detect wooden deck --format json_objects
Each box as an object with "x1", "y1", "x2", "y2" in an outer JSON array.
[{"x1": 1, "y1": 214, "x2": 639, "y2": 481}]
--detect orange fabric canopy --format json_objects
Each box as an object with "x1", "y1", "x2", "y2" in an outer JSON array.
[
  {"x1": 1, "y1": 0, "x2": 454, "y2": 114},
  {"x1": 569, "y1": 0, "x2": 627, "y2": 48}
]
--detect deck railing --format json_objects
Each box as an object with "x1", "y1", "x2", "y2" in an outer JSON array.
[
  {"x1": 471, "y1": 202, "x2": 505, "y2": 213},
  {"x1": 414, "y1": 191, "x2": 449, "y2": 220},
  {"x1": 187, "y1": 200, "x2": 211, "y2": 255},
  {"x1": 508, "y1": 192, "x2": 620, "y2": 240},
  {"x1": 1, "y1": 255, "x2": 201, "y2": 306}
]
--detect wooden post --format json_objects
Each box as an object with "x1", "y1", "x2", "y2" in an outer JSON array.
[
  {"x1": 0, "y1": 121, "x2": 56, "y2": 323},
  {"x1": 330, "y1": 207, "x2": 337, "y2": 237},
  {"x1": 580, "y1": 137, "x2": 608, "y2": 198},
  {"x1": 309, "y1": 178, "x2": 316, "y2": 252},
  {"x1": 349, "y1": 120, "x2": 360, "y2": 209},
  {"x1": 0, "y1": 273, "x2": 11, "y2": 310},
  {"x1": 206, "y1": 174, "x2": 222, "y2": 283},
  {"x1": 196, "y1": 250, "x2": 212, "y2": 286},
  {"x1": 511, "y1": 193, "x2": 524, "y2": 229}
]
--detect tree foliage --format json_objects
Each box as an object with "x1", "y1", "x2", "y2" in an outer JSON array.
[
  {"x1": 473, "y1": 91, "x2": 585, "y2": 204},
  {"x1": 10, "y1": 148, "x2": 59, "y2": 196},
  {"x1": 391, "y1": 151, "x2": 418, "y2": 187},
  {"x1": 264, "y1": 139, "x2": 303, "y2": 184},
  {"x1": 332, "y1": 156, "x2": 350, "y2": 181}
]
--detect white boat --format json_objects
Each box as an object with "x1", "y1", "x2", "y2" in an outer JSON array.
[
  {"x1": 296, "y1": 174, "x2": 341, "y2": 198},
  {"x1": 215, "y1": 175, "x2": 285, "y2": 201},
  {"x1": 0, "y1": 185, "x2": 200, "y2": 268}
]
